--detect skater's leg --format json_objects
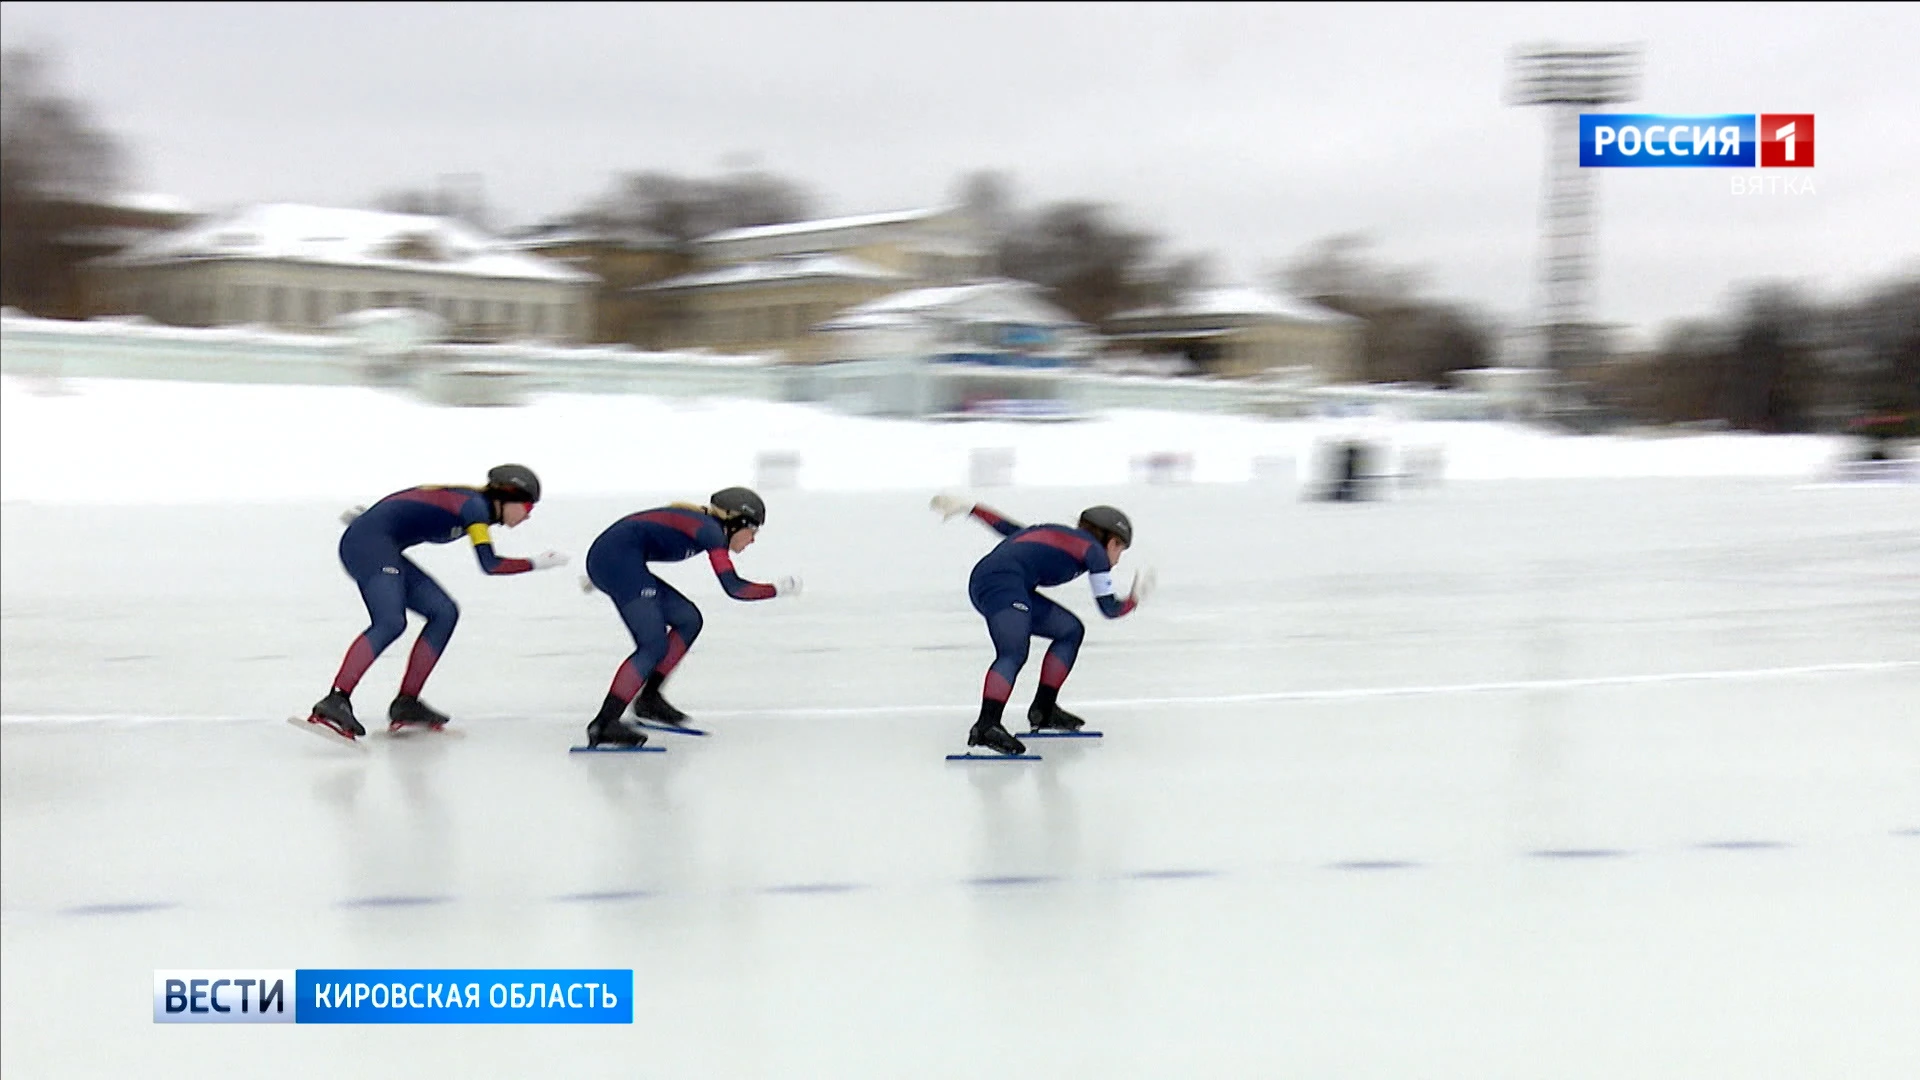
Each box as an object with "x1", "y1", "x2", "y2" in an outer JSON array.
[
  {"x1": 397, "y1": 562, "x2": 458, "y2": 697},
  {"x1": 966, "y1": 597, "x2": 1034, "y2": 755},
  {"x1": 586, "y1": 588, "x2": 667, "y2": 747},
  {"x1": 981, "y1": 603, "x2": 1033, "y2": 707},
  {"x1": 636, "y1": 583, "x2": 702, "y2": 722},
  {"x1": 388, "y1": 562, "x2": 458, "y2": 727},
  {"x1": 332, "y1": 557, "x2": 409, "y2": 695},
  {"x1": 603, "y1": 590, "x2": 671, "y2": 714},
  {"x1": 1026, "y1": 597, "x2": 1086, "y2": 730},
  {"x1": 313, "y1": 541, "x2": 406, "y2": 736}
]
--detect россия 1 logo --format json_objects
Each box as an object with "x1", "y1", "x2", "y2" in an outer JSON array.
[{"x1": 1580, "y1": 114, "x2": 1814, "y2": 168}]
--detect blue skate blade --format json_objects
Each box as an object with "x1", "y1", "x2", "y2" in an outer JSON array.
[
  {"x1": 570, "y1": 744, "x2": 667, "y2": 753},
  {"x1": 1022, "y1": 730, "x2": 1103, "y2": 739},
  {"x1": 946, "y1": 752, "x2": 1043, "y2": 761},
  {"x1": 635, "y1": 721, "x2": 709, "y2": 737}
]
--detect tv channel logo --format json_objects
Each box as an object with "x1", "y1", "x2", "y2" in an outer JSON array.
[
  {"x1": 153, "y1": 970, "x2": 294, "y2": 1024},
  {"x1": 154, "y1": 968, "x2": 634, "y2": 1024},
  {"x1": 1580, "y1": 114, "x2": 1813, "y2": 168}
]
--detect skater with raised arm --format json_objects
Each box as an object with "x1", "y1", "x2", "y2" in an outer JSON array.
[
  {"x1": 300, "y1": 464, "x2": 569, "y2": 743},
  {"x1": 579, "y1": 487, "x2": 800, "y2": 749},
  {"x1": 931, "y1": 494, "x2": 1152, "y2": 756}
]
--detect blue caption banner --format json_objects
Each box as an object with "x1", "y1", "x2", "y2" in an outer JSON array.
[
  {"x1": 295, "y1": 969, "x2": 633, "y2": 1024},
  {"x1": 1580, "y1": 113, "x2": 1756, "y2": 167}
]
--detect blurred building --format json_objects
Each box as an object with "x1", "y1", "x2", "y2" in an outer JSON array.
[
  {"x1": 808, "y1": 278, "x2": 1095, "y2": 417},
  {"x1": 1102, "y1": 286, "x2": 1363, "y2": 382},
  {"x1": 641, "y1": 207, "x2": 991, "y2": 362},
  {"x1": 88, "y1": 203, "x2": 598, "y2": 343},
  {"x1": 500, "y1": 221, "x2": 689, "y2": 347}
]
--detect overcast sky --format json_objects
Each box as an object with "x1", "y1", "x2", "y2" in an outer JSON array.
[{"x1": 4, "y1": 2, "x2": 1915, "y2": 341}]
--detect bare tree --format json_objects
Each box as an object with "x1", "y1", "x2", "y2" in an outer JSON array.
[
  {"x1": 1723, "y1": 282, "x2": 1819, "y2": 432},
  {"x1": 997, "y1": 201, "x2": 1168, "y2": 327},
  {"x1": 1855, "y1": 275, "x2": 1920, "y2": 417},
  {"x1": 1, "y1": 46, "x2": 126, "y2": 314},
  {"x1": 952, "y1": 169, "x2": 1015, "y2": 275},
  {"x1": 581, "y1": 167, "x2": 815, "y2": 249},
  {"x1": 1278, "y1": 233, "x2": 1489, "y2": 385},
  {"x1": 371, "y1": 173, "x2": 493, "y2": 232}
]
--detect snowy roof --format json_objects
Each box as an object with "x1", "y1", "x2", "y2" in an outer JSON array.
[
  {"x1": 644, "y1": 253, "x2": 906, "y2": 291},
  {"x1": 98, "y1": 203, "x2": 597, "y2": 284},
  {"x1": 502, "y1": 220, "x2": 673, "y2": 251},
  {"x1": 31, "y1": 187, "x2": 199, "y2": 217},
  {"x1": 817, "y1": 278, "x2": 1085, "y2": 331},
  {"x1": 695, "y1": 207, "x2": 951, "y2": 246},
  {"x1": 106, "y1": 191, "x2": 199, "y2": 216},
  {"x1": 1111, "y1": 286, "x2": 1360, "y2": 325}
]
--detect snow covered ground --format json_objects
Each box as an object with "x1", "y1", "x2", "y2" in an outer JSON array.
[{"x1": 3, "y1": 375, "x2": 1917, "y2": 1078}]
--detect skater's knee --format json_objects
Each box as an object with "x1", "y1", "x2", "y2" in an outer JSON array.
[
  {"x1": 424, "y1": 596, "x2": 460, "y2": 630},
  {"x1": 673, "y1": 607, "x2": 704, "y2": 642},
  {"x1": 366, "y1": 615, "x2": 408, "y2": 651}
]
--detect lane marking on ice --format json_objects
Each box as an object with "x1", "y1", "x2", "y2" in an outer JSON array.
[{"x1": 4, "y1": 659, "x2": 1913, "y2": 725}]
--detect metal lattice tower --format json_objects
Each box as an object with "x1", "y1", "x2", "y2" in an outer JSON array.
[{"x1": 1506, "y1": 45, "x2": 1641, "y2": 382}]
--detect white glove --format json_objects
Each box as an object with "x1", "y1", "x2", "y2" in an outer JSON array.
[
  {"x1": 578, "y1": 574, "x2": 597, "y2": 595},
  {"x1": 773, "y1": 575, "x2": 803, "y2": 598},
  {"x1": 929, "y1": 493, "x2": 971, "y2": 522},
  {"x1": 528, "y1": 550, "x2": 571, "y2": 571},
  {"x1": 1129, "y1": 567, "x2": 1156, "y2": 606},
  {"x1": 340, "y1": 505, "x2": 367, "y2": 526}
]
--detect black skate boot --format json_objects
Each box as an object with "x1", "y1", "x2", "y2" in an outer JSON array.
[
  {"x1": 387, "y1": 694, "x2": 450, "y2": 733},
  {"x1": 1027, "y1": 685, "x2": 1086, "y2": 733},
  {"x1": 967, "y1": 719, "x2": 1027, "y2": 757},
  {"x1": 307, "y1": 689, "x2": 365, "y2": 740},
  {"x1": 586, "y1": 714, "x2": 647, "y2": 749},
  {"x1": 632, "y1": 672, "x2": 690, "y2": 727},
  {"x1": 1027, "y1": 702, "x2": 1086, "y2": 733}
]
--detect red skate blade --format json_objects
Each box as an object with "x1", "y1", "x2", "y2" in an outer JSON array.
[
  {"x1": 286, "y1": 715, "x2": 369, "y2": 750},
  {"x1": 383, "y1": 723, "x2": 466, "y2": 739}
]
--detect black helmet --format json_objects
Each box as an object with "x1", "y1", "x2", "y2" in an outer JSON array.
[
  {"x1": 485, "y1": 463, "x2": 541, "y2": 503},
  {"x1": 709, "y1": 486, "x2": 766, "y2": 530},
  {"x1": 1077, "y1": 505, "x2": 1132, "y2": 548}
]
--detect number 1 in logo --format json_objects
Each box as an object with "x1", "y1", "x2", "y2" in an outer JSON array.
[{"x1": 1759, "y1": 114, "x2": 1814, "y2": 168}]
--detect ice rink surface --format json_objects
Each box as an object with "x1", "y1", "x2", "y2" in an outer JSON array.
[{"x1": 4, "y1": 478, "x2": 1918, "y2": 1078}]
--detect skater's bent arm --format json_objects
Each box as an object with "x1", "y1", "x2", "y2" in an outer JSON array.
[
  {"x1": 969, "y1": 504, "x2": 1023, "y2": 537},
  {"x1": 1088, "y1": 570, "x2": 1137, "y2": 618},
  {"x1": 707, "y1": 548, "x2": 776, "y2": 600},
  {"x1": 466, "y1": 523, "x2": 534, "y2": 575}
]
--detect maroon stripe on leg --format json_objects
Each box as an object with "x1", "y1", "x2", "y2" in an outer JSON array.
[
  {"x1": 398, "y1": 637, "x2": 442, "y2": 696},
  {"x1": 983, "y1": 671, "x2": 1013, "y2": 703},
  {"x1": 332, "y1": 634, "x2": 377, "y2": 694}
]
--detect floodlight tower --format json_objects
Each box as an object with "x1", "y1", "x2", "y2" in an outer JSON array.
[{"x1": 1506, "y1": 44, "x2": 1641, "y2": 386}]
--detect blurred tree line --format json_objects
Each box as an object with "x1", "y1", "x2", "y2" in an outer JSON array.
[
  {"x1": 4, "y1": 42, "x2": 1913, "y2": 434},
  {"x1": 1578, "y1": 275, "x2": 1920, "y2": 435},
  {"x1": 1, "y1": 47, "x2": 124, "y2": 315}
]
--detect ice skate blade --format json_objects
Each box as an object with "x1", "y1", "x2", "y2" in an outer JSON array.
[
  {"x1": 384, "y1": 724, "x2": 466, "y2": 739},
  {"x1": 286, "y1": 715, "x2": 368, "y2": 750},
  {"x1": 570, "y1": 744, "x2": 666, "y2": 754},
  {"x1": 1024, "y1": 730, "x2": 1103, "y2": 739},
  {"x1": 947, "y1": 751, "x2": 1043, "y2": 761},
  {"x1": 635, "y1": 721, "x2": 709, "y2": 737}
]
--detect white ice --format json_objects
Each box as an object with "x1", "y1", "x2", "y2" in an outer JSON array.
[{"x1": 3, "y1": 379, "x2": 1919, "y2": 1078}]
